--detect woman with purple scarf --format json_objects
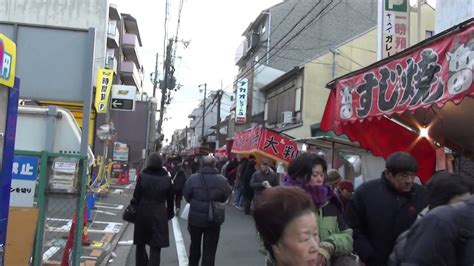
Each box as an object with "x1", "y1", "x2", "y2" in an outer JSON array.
[{"x1": 284, "y1": 153, "x2": 354, "y2": 266}]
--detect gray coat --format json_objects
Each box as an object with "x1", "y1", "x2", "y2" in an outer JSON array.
[{"x1": 183, "y1": 166, "x2": 232, "y2": 228}]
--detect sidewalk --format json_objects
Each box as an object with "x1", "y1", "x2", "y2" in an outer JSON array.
[{"x1": 79, "y1": 179, "x2": 134, "y2": 265}]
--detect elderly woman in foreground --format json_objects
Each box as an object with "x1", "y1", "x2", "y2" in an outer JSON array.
[{"x1": 253, "y1": 186, "x2": 320, "y2": 266}]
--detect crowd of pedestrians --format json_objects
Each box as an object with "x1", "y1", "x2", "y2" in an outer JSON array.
[{"x1": 129, "y1": 151, "x2": 473, "y2": 266}]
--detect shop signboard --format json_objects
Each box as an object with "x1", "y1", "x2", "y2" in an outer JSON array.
[
  {"x1": 235, "y1": 78, "x2": 248, "y2": 124},
  {"x1": 113, "y1": 142, "x2": 129, "y2": 162},
  {"x1": 94, "y1": 69, "x2": 114, "y2": 113},
  {"x1": 381, "y1": 0, "x2": 410, "y2": 58},
  {"x1": 10, "y1": 156, "x2": 38, "y2": 207},
  {"x1": 333, "y1": 22, "x2": 474, "y2": 124},
  {"x1": 0, "y1": 34, "x2": 16, "y2": 88},
  {"x1": 110, "y1": 85, "x2": 136, "y2": 111},
  {"x1": 232, "y1": 127, "x2": 298, "y2": 164}
]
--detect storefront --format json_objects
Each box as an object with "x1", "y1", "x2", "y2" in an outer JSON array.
[{"x1": 320, "y1": 19, "x2": 474, "y2": 183}]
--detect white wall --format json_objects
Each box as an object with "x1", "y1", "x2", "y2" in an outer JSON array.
[
  {"x1": 1, "y1": 0, "x2": 109, "y2": 76},
  {"x1": 436, "y1": 0, "x2": 474, "y2": 33}
]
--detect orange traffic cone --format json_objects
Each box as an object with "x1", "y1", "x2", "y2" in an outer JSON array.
[
  {"x1": 82, "y1": 203, "x2": 91, "y2": 246},
  {"x1": 118, "y1": 172, "x2": 124, "y2": 185},
  {"x1": 124, "y1": 170, "x2": 130, "y2": 185}
]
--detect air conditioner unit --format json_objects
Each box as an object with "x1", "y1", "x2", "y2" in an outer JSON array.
[{"x1": 282, "y1": 111, "x2": 293, "y2": 124}]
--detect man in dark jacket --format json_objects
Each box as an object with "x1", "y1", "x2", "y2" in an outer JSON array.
[
  {"x1": 250, "y1": 158, "x2": 279, "y2": 197},
  {"x1": 183, "y1": 156, "x2": 232, "y2": 266},
  {"x1": 399, "y1": 196, "x2": 474, "y2": 265},
  {"x1": 346, "y1": 152, "x2": 428, "y2": 266}
]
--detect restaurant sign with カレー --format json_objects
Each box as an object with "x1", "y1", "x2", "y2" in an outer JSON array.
[{"x1": 382, "y1": 0, "x2": 410, "y2": 58}]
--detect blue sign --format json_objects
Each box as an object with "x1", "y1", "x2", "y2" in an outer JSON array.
[{"x1": 12, "y1": 156, "x2": 38, "y2": 181}]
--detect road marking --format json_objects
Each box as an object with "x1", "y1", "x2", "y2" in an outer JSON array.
[
  {"x1": 172, "y1": 217, "x2": 188, "y2": 266},
  {"x1": 46, "y1": 218, "x2": 72, "y2": 232},
  {"x1": 95, "y1": 203, "x2": 124, "y2": 210},
  {"x1": 92, "y1": 209, "x2": 117, "y2": 216},
  {"x1": 43, "y1": 246, "x2": 60, "y2": 261},
  {"x1": 88, "y1": 221, "x2": 123, "y2": 234}
]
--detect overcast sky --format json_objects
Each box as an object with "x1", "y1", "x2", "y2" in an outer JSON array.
[
  {"x1": 111, "y1": 0, "x2": 436, "y2": 145},
  {"x1": 110, "y1": 0, "x2": 283, "y2": 144}
]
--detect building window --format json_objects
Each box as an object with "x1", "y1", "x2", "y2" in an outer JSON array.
[
  {"x1": 262, "y1": 25, "x2": 266, "y2": 34},
  {"x1": 425, "y1": 30, "x2": 434, "y2": 38},
  {"x1": 267, "y1": 87, "x2": 297, "y2": 125},
  {"x1": 264, "y1": 102, "x2": 268, "y2": 121},
  {"x1": 295, "y1": 88, "x2": 302, "y2": 112}
]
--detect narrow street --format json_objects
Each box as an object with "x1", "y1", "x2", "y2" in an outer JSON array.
[{"x1": 117, "y1": 202, "x2": 266, "y2": 265}]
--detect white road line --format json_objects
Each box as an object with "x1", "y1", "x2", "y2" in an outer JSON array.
[
  {"x1": 92, "y1": 209, "x2": 117, "y2": 216},
  {"x1": 43, "y1": 246, "x2": 60, "y2": 261},
  {"x1": 95, "y1": 203, "x2": 124, "y2": 210},
  {"x1": 172, "y1": 217, "x2": 188, "y2": 266}
]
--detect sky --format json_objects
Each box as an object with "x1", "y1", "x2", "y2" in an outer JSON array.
[
  {"x1": 110, "y1": 0, "x2": 283, "y2": 144},
  {"x1": 110, "y1": 0, "x2": 436, "y2": 145}
]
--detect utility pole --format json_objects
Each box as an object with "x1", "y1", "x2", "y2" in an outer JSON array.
[
  {"x1": 199, "y1": 83, "x2": 207, "y2": 144},
  {"x1": 152, "y1": 53, "x2": 159, "y2": 97},
  {"x1": 216, "y1": 89, "x2": 223, "y2": 149},
  {"x1": 156, "y1": 38, "x2": 174, "y2": 151}
]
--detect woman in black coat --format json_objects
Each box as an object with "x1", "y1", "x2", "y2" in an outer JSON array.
[{"x1": 132, "y1": 153, "x2": 174, "y2": 266}]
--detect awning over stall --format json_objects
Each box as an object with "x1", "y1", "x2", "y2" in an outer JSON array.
[
  {"x1": 231, "y1": 126, "x2": 298, "y2": 165},
  {"x1": 321, "y1": 19, "x2": 474, "y2": 182}
]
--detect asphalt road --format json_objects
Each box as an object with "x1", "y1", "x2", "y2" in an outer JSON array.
[{"x1": 122, "y1": 202, "x2": 266, "y2": 266}]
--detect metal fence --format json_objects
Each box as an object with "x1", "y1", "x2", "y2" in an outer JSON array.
[{"x1": 15, "y1": 150, "x2": 88, "y2": 266}]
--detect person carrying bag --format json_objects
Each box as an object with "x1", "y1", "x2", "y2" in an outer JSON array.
[
  {"x1": 183, "y1": 156, "x2": 232, "y2": 266},
  {"x1": 199, "y1": 173, "x2": 226, "y2": 224}
]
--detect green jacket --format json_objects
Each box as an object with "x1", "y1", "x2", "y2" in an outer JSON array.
[{"x1": 316, "y1": 199, "x2": 353, "y2": 260}]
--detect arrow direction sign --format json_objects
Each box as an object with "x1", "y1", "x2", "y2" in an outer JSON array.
[
  {"x1": 111, "y1": 85, "x2": 136, "y2": 111},
  {"x1": 112, "y1": 99, "x2": 123, "y2": 108}
]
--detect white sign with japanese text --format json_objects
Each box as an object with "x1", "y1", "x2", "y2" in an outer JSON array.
[
  {"x1": 10, "y1": 156, "x2": 38, "y2": 207},
  {"x1": 382, "y1": 0, "x2": 410, "y2": 58},
  {"x1": 235, "y1": 78, "x2": 248, "y2": 124},
  {"x1": 10, "y1": 180, "x2": 36, "y2": 207}
]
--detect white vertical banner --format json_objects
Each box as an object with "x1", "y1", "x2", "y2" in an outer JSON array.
[
  {"x1": 235, "y1": 78, "x2": 248, "y2": 124},
  {"x1": 380, "y1": 0, "x2": 410, "y2": 58}
]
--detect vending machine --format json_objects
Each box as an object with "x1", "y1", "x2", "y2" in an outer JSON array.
[{"x1": 0, "y1": 34, "x2": 19, "y2": 265}]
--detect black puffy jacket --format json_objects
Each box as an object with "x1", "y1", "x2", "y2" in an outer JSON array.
[
  {"x1": 397, "y1": 196, "x2": 474, "y2": 266},
  {"x1": 346, "y1": 176, "x2": 427, "y2": 266},
  {"x1": 183, "y1": 166, "x2": 232, "y2": 227}
]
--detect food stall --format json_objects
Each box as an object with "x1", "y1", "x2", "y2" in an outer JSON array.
[
  {"x1": 295, "y1": 135, "x2": 386, "y2": 188},
  {"x1": 320, "y1": 18, "x2": 474, "y2": 183},
  {"x1": 231, "y1": 126, "x2": 298, "y2": 170}
]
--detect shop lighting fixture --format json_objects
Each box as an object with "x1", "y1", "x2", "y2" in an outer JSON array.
[
  {"x1": 419, "y1": 127, "x2": 429, "y2": 138},
  {"x1": 302, "y1": 143, "x2": 308, "y2": 152}
]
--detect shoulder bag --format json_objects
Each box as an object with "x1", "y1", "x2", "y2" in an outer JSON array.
[
  {"x1": 199, "y1": 173, "x2": 225, "y2": 225},
  {"x1": 123, "y1": 199, "x2": 137, "y2": 223}
]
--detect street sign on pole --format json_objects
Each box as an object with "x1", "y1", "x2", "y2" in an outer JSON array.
[{"x1": 110, "y1": 85, "x2": 136, "y2": 111}]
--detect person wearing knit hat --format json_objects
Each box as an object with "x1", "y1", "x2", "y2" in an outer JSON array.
[
  {"x1": 327, "y1": 169, "x2": 343, "y2": 189},
  {"x1": 337, "y1": 180, "x2": 354, "y2": 210}
]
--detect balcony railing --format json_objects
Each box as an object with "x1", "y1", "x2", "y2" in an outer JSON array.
[
  {"x1": 119, "y1": 60, "x2": 141, "y2": 89},
  {"x1": 122, "y1": 33, "x2": 141, "y2": 67}
]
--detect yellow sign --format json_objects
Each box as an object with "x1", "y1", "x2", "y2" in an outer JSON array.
[
  {"x1": 95, "y1": 69, "x2": 114, "y2": 113},
  {"x1": 0, "y1": 34, "x2": 17, "y2": 88}
]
